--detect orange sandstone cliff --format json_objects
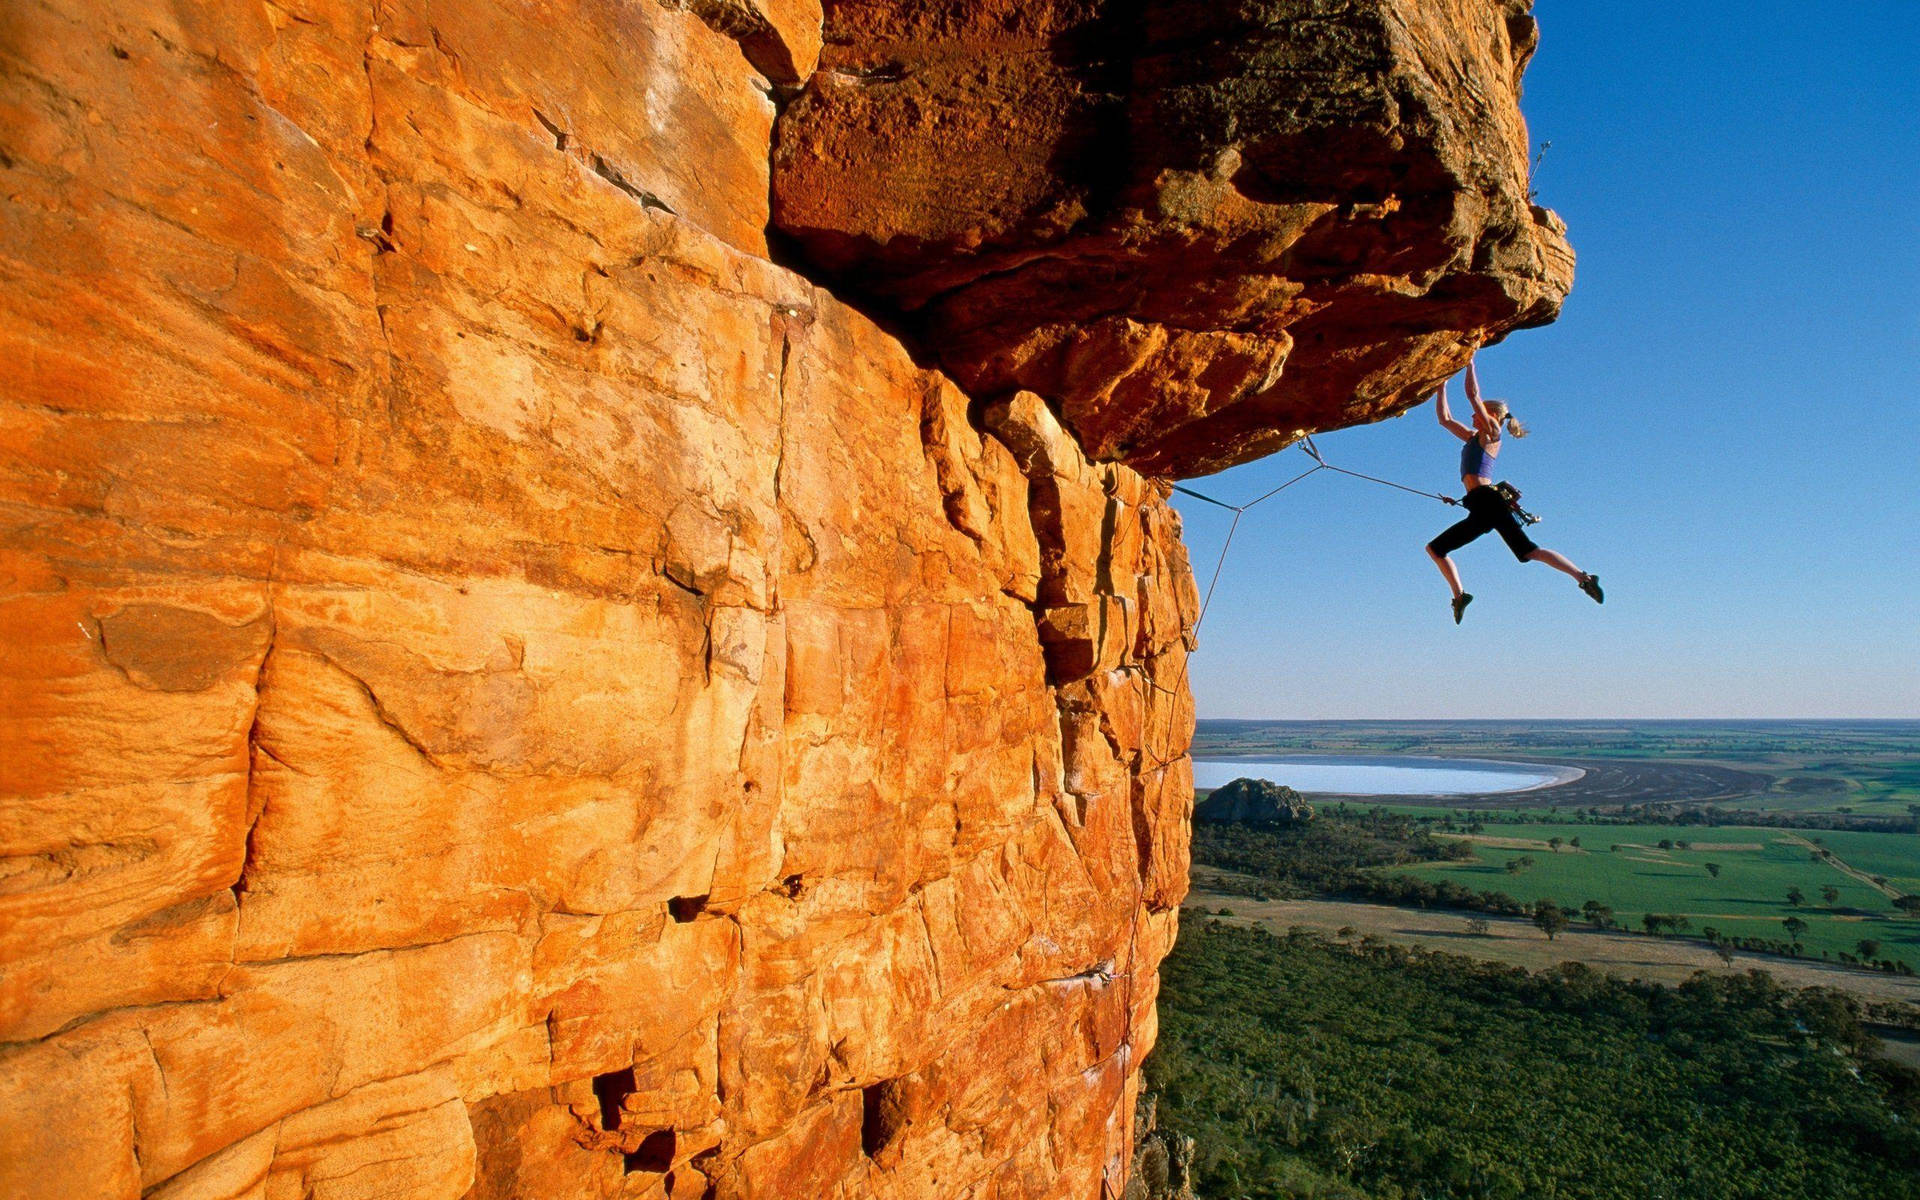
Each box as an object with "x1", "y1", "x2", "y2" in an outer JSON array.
[{"x1": 0, "y1": 2, "x2": 1569, "y2": 1197}]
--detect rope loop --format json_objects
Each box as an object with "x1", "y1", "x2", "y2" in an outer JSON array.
[
  {"x1": 1168, "y1": 438, "x2": 1450, "y2": 513},
  {"x1": 1142, "y1": 436, "x2": 1449, "y2": 775}
]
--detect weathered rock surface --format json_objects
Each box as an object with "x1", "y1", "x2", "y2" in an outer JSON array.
[
  {"x1": 0, "y1": 2, "x2": 1195, "y2": 1195},
  {"x1": 1, "y1": 0, "x2": 1561, "y2": 1196},
  {"x1": 1122, "y1": 1093, "x2": 1198, "y2": 1200},
  {"x1": 774, "y1": 0, "x2": 1574, "y2": 475},
  {"x1": 1194, "y1": 778, "x2": 1315, "y2": 825}
]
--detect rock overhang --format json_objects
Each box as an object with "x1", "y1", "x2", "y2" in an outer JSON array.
[{"x1": 772, "y1": 0, "x2": 1575, "y2": 477}]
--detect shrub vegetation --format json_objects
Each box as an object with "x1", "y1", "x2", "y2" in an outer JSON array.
[{"x1": 1149, "y1": 921, "x2": 1920, "y2": 1200}]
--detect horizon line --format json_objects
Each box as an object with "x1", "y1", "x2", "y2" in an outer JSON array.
[{"x1": 1195, "y1": 715, "x2": 1920, "y2": 723}]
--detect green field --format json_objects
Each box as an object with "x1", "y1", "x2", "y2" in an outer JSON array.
[
  {"x1": 1394, "y1": 821, "x2": 1920, "y2": 967},
  {"x1": 1739, "y1": 755, "x2": 1920, "y2": 815},
  {"x1": 1804, "y1": 828, "x2": 1920, "y2": 893}
]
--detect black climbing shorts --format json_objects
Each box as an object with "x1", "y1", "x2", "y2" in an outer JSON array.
[{"x1": 1428, "y1": 485, "x2": 1538, "y2": 561}]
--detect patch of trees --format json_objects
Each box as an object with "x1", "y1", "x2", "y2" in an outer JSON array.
[
  {"x1": 1191, "y1": 808, "x2": 1474, "y2": 900},
  {"x1": 1149, "y1": 921, "x2": 1920, "y2": 1200},
  {"x1": 1435, "y1": 802, "x2": 1917, "y2": 835},
  {"x1": 1691, "y1": 925, "x2": 1919, "y2": 977},
  {"x1": 1197, "y1": 815, "x2": 1578, "y2": 922},
  {"x1": 1531, "y1": 901, "x2": 1569, "y2": 941},
  {"x1": 1616, "y1": 802, "x2": 1917, "y2": 834}
]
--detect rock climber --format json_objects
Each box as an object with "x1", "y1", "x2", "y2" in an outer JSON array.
[{"x1": 1425, "y1": 356, "x2": 1603, "y2": 623}]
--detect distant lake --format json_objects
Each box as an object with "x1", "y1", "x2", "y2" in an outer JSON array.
[{"x1": 1192, "y1": 755, "x2": 1582, "y2": 796}]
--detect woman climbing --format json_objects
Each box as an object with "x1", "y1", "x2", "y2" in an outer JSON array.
[{"x1": 1426, "y1": 357, "x2": 1603, "y2": 623}]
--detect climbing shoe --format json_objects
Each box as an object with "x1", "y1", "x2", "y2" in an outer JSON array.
[
  {"x1": 1579, "y1": 575, "x2": 1604, "y2": 604},
  {"x1": 1452, "y1": 593, "x2": 1473, "y2": 624}
]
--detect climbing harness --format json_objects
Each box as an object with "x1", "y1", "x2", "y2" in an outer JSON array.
[
  {"x1": 1491, "y1": 480, "x2": 1542, "y2": 526},
  {"x1": 1110, "y1": 433, "x2": 1456, "y2": 1088}
]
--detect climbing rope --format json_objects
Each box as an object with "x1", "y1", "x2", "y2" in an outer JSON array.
[
  {"x1": 1111, "y1": 435, "x2": 1455, "y2": 1086},
  {"x1": 1172, "y1": 435, "x2": 1456, "y2": 518},
  {"x1": 1145, "y1": 437, "x2": 1454, "y2": 716}
]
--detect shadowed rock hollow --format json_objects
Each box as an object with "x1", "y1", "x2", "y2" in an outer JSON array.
[{"x1": 0, "y1": 1, "x2": 1564, "y2": 1197}]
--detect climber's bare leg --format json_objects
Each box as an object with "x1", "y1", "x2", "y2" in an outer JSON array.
[
  {"x1": 1525, "y1": 547, "x2": 1590, "y2": 582},
  {"x1": 1427, "y1": 546, "x2": 1465, "y2": 600}
]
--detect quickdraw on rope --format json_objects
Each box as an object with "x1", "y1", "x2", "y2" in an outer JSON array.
[{"x1": 1112, "y1": 434, "x2": 1454, "y2": 1088}]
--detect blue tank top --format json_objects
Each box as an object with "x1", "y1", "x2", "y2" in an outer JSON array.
[{"x1": 1461, "y1": 434, "x2": 1499, "y2": 480}]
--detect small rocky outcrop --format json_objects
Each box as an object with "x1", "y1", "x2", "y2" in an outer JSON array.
[
  {"x1": 1196, "y1": 778, "x2": 1316, "y2": 826},
  {"x1": 1124, "y1": 1093, "x2": 1199, "y2": 1200}
]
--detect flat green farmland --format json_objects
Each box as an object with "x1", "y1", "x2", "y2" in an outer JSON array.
[
  {"x1": 1744, "y1": 756, "x2": 1920, "y2": 815},
  {"x1": 1390, "y1": 822, "x2": 1920, "y2": 968},
  {"x1": 1797, "y1": 827, "x2": 1920, "y2": 894}
]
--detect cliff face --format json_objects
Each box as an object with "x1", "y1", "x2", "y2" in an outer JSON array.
[{"x1": 0, "y1": 2, "x2": 1564, "y2": 1198}]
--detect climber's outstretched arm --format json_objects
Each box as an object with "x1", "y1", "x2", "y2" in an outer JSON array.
[
  {"x1": 1434, "y1": 380, "x2": 1473, "y2": 441},
  {"x1": 1463, "y1": 357, "x2": 1493, "y2": 421}
]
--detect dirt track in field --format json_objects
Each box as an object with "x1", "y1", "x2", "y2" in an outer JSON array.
[
  {"x1": 1184, "y1": 886, "x2": 1920, "y2": 1010},
  {"x1": 1613, "y1": 841, "x2": 1764, "y2": 852},
  {"x1": 1776, "y1": 832, "x2": 1906, "y2": 899}
]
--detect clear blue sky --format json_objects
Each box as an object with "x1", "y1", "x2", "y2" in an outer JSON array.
[{"x1": 1174, "y1": 1, "x2": 1920, "y2": 719}]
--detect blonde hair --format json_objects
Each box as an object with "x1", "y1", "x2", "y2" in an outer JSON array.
[{"x1": 1486, "y1": 400, "x2": 1528, "y2": 439}]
